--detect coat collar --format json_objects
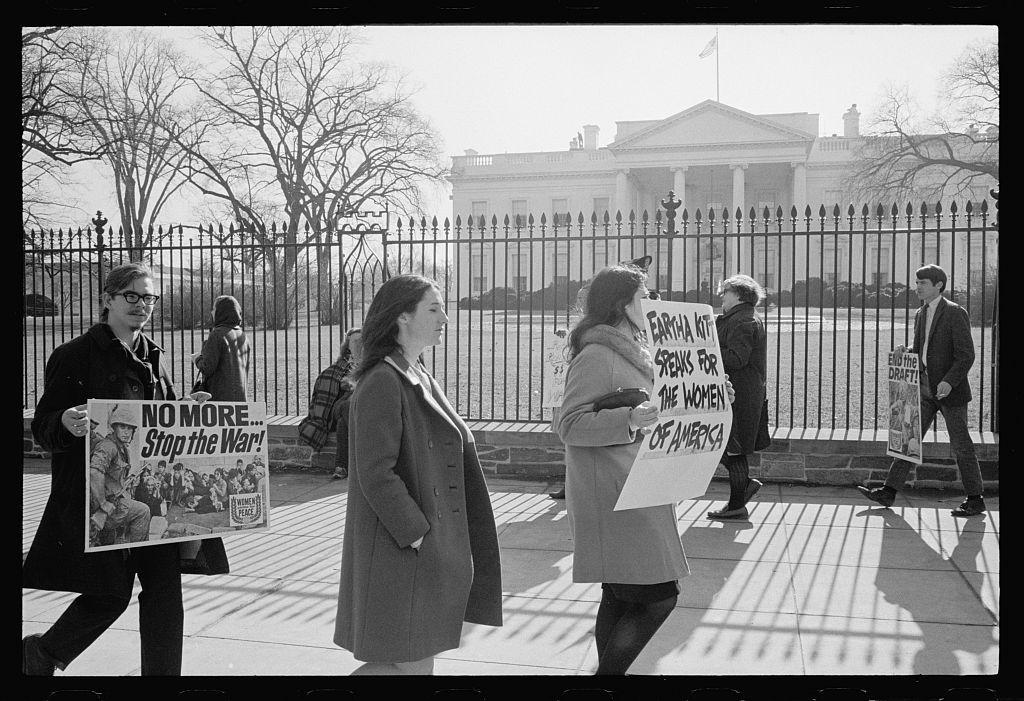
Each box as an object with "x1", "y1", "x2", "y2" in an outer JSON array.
[
  {"x1": 578, "y1": 324, "x2": 655, "y2": 381},
  {"x1": 383, "y1": 352, "x2": 462, "y2": 436},
  {"x1": 720, "y1": 301, "x2": 755, "y2": 321},
  {"x1": 88, "y1": 323, "x2": 163, "y2": 357}
]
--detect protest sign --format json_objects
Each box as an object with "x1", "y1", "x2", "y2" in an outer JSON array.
[
  {"x1": 614, "y1": 300, "x2": 732, "y2": 510},
  {"x1": 542, "y1": 328, "x2": 571, "y2": 408},
  {"x1": 85, "y1": 399, "x2": 270, "y2": 552},
  {"x1": 886, "y1": 351, "x2": 923, "y2": 464}
]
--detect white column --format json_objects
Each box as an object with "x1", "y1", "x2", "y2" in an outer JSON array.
[
  {"x1": 730, "y1": 163, "x2": 747, "y2": 217},
  {"x1": 615, "y1": 169, "x2": 630, "y2": 218},
  {"x1": 671, "y1": 166, "x2": 688, "y2": 213},
  {"x1": 791, "y1": 162, "x2": 807, "y2": 213}
]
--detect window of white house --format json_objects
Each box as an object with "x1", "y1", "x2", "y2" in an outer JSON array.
[
  {"x1": 508, "y1": 253, "x2": 529, "y2": 292},
  {"x1": 756, "y1": 190, "x2": 778, "y2": 217},
  {"x1": 867, "y1": 246, "x2": 891, "y2": 286},
  {"x1": 471, "y1": 201, "x2": 489, "y2": 230},
  {"x1": 511, "y1": 199, "x2": 529, "y2": 228},
  {"x1": 593, "y1": 197, "x2": 610, "y2": 221},
  {"x1": 754, "y1": 239, "x2": 779, "y2": 290},
  {"x1": 705, "y1": 196, "x2": 724, "y2": 219},
  {"x1": 471, "y1": 253, "x2": 488, "y2": 293},
  {"x1": 551, "y1": 198, "x2": 569, "y2": 227}
]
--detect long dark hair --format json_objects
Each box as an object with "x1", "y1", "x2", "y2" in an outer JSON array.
[
  {"x1": 567, "y1": 264, "x2": 647, "y2": 360},
  {"x1": 351, "y1": 274, "x2": 439, "y2": 381}
]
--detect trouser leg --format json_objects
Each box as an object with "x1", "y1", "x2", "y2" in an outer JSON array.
[
  {"x1": 334, "y1": 399, "x2": 350, "y2": 474},
  {"x1": 595, "y1": 594, "x2": 677, "y2": 675},
  {"x1": 885, "y1": 383, "x2": 940, "y2": 492},
  {"x1": 723, "y1": 454, "x2": 750, "y2": 510},
  {"x1": 595, "y1": 586, "x2": 630, "y2": 666},
  {"x1": 38, "y1": 594, "x2": 130, "y2": 669},
  {"x1": 134, "y1": 543, "x2": 183, "y2": 676},
  {"x1": 940, "y1": 402, "x2": 983, "y2": 496}
]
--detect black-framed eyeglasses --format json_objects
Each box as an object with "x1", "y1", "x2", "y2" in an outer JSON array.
[{"x1": 115, "y1": 291, "x2": 161, "y2": 305}]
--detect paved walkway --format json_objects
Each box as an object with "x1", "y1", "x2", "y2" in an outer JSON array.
[{"x1": 22, "y1": 459, "x2": 998, "y2": 677}]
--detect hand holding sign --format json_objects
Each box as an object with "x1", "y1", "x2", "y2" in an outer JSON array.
[{"x1": 629, "y1": 401, "x2": 660, "y2": 434}]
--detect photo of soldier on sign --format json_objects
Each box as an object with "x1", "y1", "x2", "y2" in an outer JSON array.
[{"x1": 85, "y1": 399, "x2": 270, "y2": 552}]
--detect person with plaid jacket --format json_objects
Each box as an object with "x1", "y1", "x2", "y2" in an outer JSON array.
[{"x1": 299, "y1": 328, "x2": 362, "y2": 479}]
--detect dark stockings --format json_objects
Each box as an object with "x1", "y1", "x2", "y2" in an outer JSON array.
[
  {"x1": 723, "y1": 453, "x2": 751, "y2": 510},
  {"x1": 595, "y1": 589, "x2": 677, "y2": 675}
]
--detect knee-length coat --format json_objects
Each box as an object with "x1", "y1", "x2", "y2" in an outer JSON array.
[
  {"x1": 555, "y1": 324, "x2": 690, "y2": 585},
  {"x1": 716, "y1": 302, "x2": 768, "y2": 455},
  {"x1": 24, "y1": 323, "x2": 229, "y2": 599},
  {"x1": 334, "y1": 352, "x2": 502, "y2": 663}
]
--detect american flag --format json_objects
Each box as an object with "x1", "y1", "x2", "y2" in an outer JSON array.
[{"x1": 698, "y1": 35, "x2": 717, "y2": 59}]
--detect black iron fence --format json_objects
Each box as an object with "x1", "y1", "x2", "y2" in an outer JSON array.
[{"x1": 23, "y1": 196, "x2": 998, "y2": 433}]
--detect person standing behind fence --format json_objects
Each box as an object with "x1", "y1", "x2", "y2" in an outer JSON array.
[
  {"x1": 192, "y1": 295, "x2": 250, "y2": 402},
  {"x1": 333, "y1": 274, "x2": 502, "y2": 675},
  {"x1": 299, "y1": 327, "x2": 362, "y2": 479},
  {"x1": 706, "y1": 274, "x2": 770, "y2": 520},
  {"x1": 23, "y1": 262, "x2": 229, "y2": 676},
  {"x1": 858, "y1": 263, "x2": 986, "y2": 517},
  {"x1": 555, "y1": 264, "x2": 689, "y2": 675}
]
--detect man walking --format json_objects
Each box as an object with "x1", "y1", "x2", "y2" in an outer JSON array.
[{"x1": 858, "y1": 264, "x2": 986, "y2": 517}]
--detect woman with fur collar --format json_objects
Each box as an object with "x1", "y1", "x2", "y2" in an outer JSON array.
[{"x1": 555, "y1": 264, "x2": 689, "y2": 675}]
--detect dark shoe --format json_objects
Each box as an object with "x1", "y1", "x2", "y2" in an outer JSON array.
[
  {"x1": 741, "y1": 478, "x2": 763, "y2": 506},
  {"x1": 951, "y1": 497, "x2": 986, "y2": 517},
  {"x1": 23, "y1": 634, "x2": 56, "y2": 676},
  {"x1": 857, "y1": 485, "x2": 895, "y2": 508},
  {"x1": 706, "y1": 505, "x2": 749, "y2": 520},
  {"x1": 548, "y1": 487, "x2": 566, "y2": 500},
  {"x1": 332, "y1": 467, "x2": 348, "y2": 479}
]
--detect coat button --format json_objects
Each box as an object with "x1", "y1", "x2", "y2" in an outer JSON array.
[
  {"x1": 437, "y1": 511, "x2": 443, "y2": 519},
  {"x1": 428, "y1": 440, "x2": 434, "y2": 449},
  {"x1": 433, "y1": 487, "x2": 439, "y2": 496},
  {"x1": 131, "y1": 384, "x2": 140, "y2": 392}
]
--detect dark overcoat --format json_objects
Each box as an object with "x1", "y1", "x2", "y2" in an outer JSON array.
[
  {"x1": 716, "y1": 302, "x2": 768, "y2": 455},
  {"x1": 334, "y1": 352, "x2": 502, "y2": 663},
  {"x1": 195, "y1": 295, "x2": 250, "y2": 401},
  {"x1": 24, "y1": 324, "x2": 229, "y2": 598},
  {"x1": 912, "y1": 296, "x2": 974, "y2": 406}
]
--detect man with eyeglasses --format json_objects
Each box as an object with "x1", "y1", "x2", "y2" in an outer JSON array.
[{"x1": 23, "y1": 262, "x2": 229, "y2": 676}]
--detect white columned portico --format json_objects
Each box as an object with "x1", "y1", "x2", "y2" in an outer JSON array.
[
  {"x1": 615, "y1": 169, "x2": 631, "y2": 218},
  {"x1": 791, "y1": 161, "x2": 807, "y2": 214},
  {"x1": 671, "y1": 166, "x2": 688, "y2": 213},
  {"x1": 730, "y1": 163, "x2": 747, "y2": 217}
]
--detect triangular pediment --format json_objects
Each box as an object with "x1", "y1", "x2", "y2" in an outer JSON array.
[{"x1": 610, "y1": 100, "x2": 815, "y2": 149}]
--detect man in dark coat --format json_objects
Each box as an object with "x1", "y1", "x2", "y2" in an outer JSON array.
[
  {"x1": 193, "y1": 294, "x2": 250, "y2": 401},
  {"x1": 859, "y1": 264, "x2": 986, "y2": 517},
  {"x1": 23, "y1": 263, "x2": 228, "y2": 676}
]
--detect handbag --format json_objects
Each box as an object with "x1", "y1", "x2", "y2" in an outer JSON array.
[
  {"x1": 179, "y1": 537, "x2": 230, "y2": 576},
  {"x1": 592, "y1": 387, "x2": 650, "y2": 412},
  {"x1": 754, "y1": 398, "x2": 772, "y2": 451}
]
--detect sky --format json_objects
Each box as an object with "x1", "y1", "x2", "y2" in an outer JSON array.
[{"x1": 54, "y1": 24, "x2": 997, "y2": 229}]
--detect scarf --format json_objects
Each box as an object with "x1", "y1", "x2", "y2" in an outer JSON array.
[{"x1": 578, "y1": 324, "x2": 655, "y2": 381}]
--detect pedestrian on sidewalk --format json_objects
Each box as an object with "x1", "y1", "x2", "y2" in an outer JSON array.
[
  {"x1": 706, "y1": 274, "x2": 770, "y2": 520},
  {"x1": 298, "y1": 327, "x2": 362, "y2": 479},
  {"x1": 555, "y1": 264, "x2": 689, "y2": 675},
  {"x1": 192, "y1": 294, "x2": 250, "y2": 402},
  {"x1": 334, "y1": 274, "x2": 502, "y2": 675},
  {"x1": 23, "y1": 262, "x2": 229, "y2": 676},
  {"x1": 858, "y1": 264, "x2": 986, "y2": 517}
]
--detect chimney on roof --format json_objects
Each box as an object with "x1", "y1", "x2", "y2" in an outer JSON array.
[
  {"x1": 843, "y1": 104, "x2": 860, "y2": 138},
  {"x1": 583, "y1": 124, "x2": 599, "y2": 150}
]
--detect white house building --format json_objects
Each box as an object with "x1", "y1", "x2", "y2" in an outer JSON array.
[{"x1": 447, "y1": 100, "x2": 996, "y2": 298}]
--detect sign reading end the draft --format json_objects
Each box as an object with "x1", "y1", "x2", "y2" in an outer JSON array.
[
  {"x1": 614, "y1": 300, "x2": 732, "y2": 511},
  {"x1": 84, "y1": 399, "x2": 270, "y2": 552},
  {"x1": 886, "y1": 351, "x2": 923, "y2": 465}
]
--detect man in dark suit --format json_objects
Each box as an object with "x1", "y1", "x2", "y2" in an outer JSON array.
[{"x1": 858, "y1": 264, "x2": 985, "y2": 517}]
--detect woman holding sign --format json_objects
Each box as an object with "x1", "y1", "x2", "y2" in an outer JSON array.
[
  {"x1": 333, "y1": 274, "x2": 502, "y2": 674},
  {"x1": 556, "y1": 264, "x2": 689, "y2": 675},
  {"x1": 707, "y1": 274, "x2": 769, "y2": 520},
  {"x1": 23, "y1": 262, "x2": 228, "y2": 676}
]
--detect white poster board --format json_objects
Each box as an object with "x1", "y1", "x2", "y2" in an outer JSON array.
[
  {"x1": 886, "y1": 351, "x2": 924, "y2": 464},
  {"x1": 85, "y1": 399, "x2": 270, "y2": 552},
  {"x1": 614, "y1": 300, "x2": 733, "y2": 510},
  {"x1": 542, "y1": 328, "x2": 571, "y2": 408}
]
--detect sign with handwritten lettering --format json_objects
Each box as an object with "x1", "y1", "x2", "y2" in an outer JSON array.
[
  {"x1": 886, "y1": 351, "x2": 923, "y2": 464},
  {"x1": 542, "y1": 328, "x2": 571, "y2": 408},
  {"x1": 614, "y1": 300, "x2": 732, "y2": 510}
]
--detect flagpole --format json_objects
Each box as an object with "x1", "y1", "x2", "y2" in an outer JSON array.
[{"x1": 715, "y1": 27, "x2": 720, "y2": 102}]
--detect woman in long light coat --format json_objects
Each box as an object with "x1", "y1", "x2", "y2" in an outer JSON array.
[
  {"x1": 333, "y1": 274, "x2": 502, "y2": 675},
  {"x1": 555, "y1": 264, "x2": 689, "y2": 675}
]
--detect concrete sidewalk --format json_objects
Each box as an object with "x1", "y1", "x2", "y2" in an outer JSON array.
[{"x1": 22, "y1": 459, "x2": 998, "y2": 677}]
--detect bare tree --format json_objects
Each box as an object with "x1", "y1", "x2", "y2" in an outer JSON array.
[
  {"x1": 176, "y1": 26, "x2": 448, "y2": 327},
  {"x1": 69, "y1": 27, "x2": 202, "y2": 255},
  {"x1": 845, "y1": 40, "x2": 998, "y2": 204}
]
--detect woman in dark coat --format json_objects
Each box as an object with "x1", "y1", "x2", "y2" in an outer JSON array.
[
  {"x1": 707, "y1": 274, "x2": 770, "y2": 520},
  {"x1": 334, "y1": 274, "x2": 502, "y2": 675},
  {"x1": 22, "y1": 262, "x2": 229, "y2": 676},
  {"x1": 193, "y1": 295, "x2": 250, "y2": 401}
]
